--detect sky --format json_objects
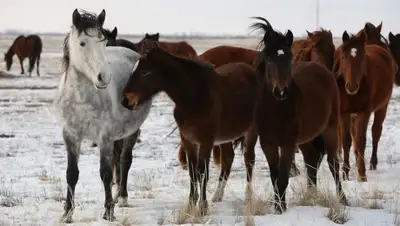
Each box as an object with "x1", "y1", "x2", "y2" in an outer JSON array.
[{"x1": 0, "y1": 0, "x2": 399, "y2": 37}]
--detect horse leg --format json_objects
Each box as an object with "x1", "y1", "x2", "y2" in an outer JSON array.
[
  {"x1": 275, "y1": 143, "x2": 296, "y2": 214},
  {"x1": 341, "y1": 114, "x2": 352, "y2": 180},
  {"x1": 370, "y1": 105, "x2": 388, "y2": 170},
  {"x1": 212, "y1": 145, "x2": 222, "y2": 166},
  {"x1": 354, "y1": 113, "x2": 371, "y2": 182},
  {"x1": 36, "y1": 54, "x2": 41, "y2": 76},
  {"x1": 18, "y1": 56, "x2": 24, "y2": 75},
  {"x1": 181, "y1": 137, "x2": 199, "y2": 207},
  {"x1": 197, "y1": 140, "x2": 213, "y2": 216},
  {"x1": 177, "y1": 140, "x2": 187, "y2": 170},
  {"x1": 212, "y1": 142, "x2": 234, "y2": 202},
  {"x1": 299, "y1": 140, "x2": 324, "y2": 189},
  {"x1": 115, "y1": 130, "x2": 139, "y2": 207},
  {"x1": 323, "y1": 124, "x2": 348, "y2": 205},
  {"x1": 28, "y1": 56, "x2": 36, "y2": 77},
  {"x1": 99, "y1": 139, "x2": 116, "y2": 221},
  {"x1": 60, "y1": 130, "x2": 81, "y2": 223},
  {"x1": 112, "y1": 140, "x2": 123, "y2": 200},
  {"x1": 289, "y1": 153, "x2": 301, "y2": 177},
  {"x1": 244, "y1": 125, "x2": 258, "y2": 200}
]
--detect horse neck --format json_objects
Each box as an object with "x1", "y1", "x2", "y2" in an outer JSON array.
[{"x1": 150, "y1": 50, "x2": 209, "y2": 109}]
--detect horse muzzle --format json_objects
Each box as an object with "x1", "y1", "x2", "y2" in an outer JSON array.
[
  {"x1": 345, "y1": 82, "x2": 359, "y2": 95},
  {"x1": 121, "y1": 95, "x2": 139, "y2": 110},
  {"x1": 272, "y1": 86, "x2": 289, "y2": 101}
]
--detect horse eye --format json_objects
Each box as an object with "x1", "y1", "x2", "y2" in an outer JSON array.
[
  {"x1": 141, "y1": 71, "x2": 149, "y2": 77},
  {"x1": 80, "y1": 42, "x2": 86, "y2": 47}
]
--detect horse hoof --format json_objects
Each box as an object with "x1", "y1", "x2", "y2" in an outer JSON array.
[
  {"x1": 198, "y1": 201, "x2": 208, "y2": 216},
  {"x1": 117, "y1": 197, "x2": 129, "y2": 207},
  {"x1": 211, "y1": 193, "x2": 223, "y2": 203},
  {"x1": 357, "y1": 176, "x2": 368, "y2": 182},
  {"x1": 369, "y1": 164, "x2": 377, "y2": 171},
  {"x1": 60, "y1": 214, "x2": 73, "y2": 224},
  {"x1": 102, "y1": 212, "x2": 116, "y2": 221}
]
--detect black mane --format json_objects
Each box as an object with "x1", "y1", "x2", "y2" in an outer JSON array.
[
  {"x1": 74, "y1": 10, "x2": 102, "y2": 35},
  {"x1": 250, "y1": 17, "x2": 288, "y2": 52}
]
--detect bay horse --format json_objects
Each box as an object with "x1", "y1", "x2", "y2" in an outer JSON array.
[
  {"x1": 103, "y1": 26, "x2": 139, "y2": 52},
  {"x1": 4, "y1": 34, "x2": 42, "y2": 76},
  {"x1": 388, "y1": 32, "x2": 400, "y2": 85},
  {"x1": 121, "y1": 39, "x2": 260, "y2": 215},
  {"x1": 338, "y1": 30, "x2": 395, "y2": 182},
  {"x1": 244, "y1": 17, "x2": 347, "y2": 213},
  {"x1": 55, "y1": 9, "x2": 151, "y2": 222},
  {"x1": 135, "y1": 33, "x2": 197, "y2": 58}
]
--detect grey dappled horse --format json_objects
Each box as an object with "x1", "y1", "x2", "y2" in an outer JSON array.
[{"x1": 54, "y1": 9, "x2": 152, "y2": 222}]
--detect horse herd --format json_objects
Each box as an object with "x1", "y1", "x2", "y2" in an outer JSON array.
[{"x1": 5, "y1": 8, "x2": 400, "y2": 223}]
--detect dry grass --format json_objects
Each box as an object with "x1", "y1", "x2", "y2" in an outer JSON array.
[
  {"x1": 361, "y1": 185, "x2": 385, "y2": 209},
  {"x1": 0, "y1": 178, "x2": 22, "y2": 207},
  {"x1": 289, "y1": 177, "x2": 349, "y2": 224},
  {"x1": 170, "y1": 201, "x2": 211, "y2": 225}
]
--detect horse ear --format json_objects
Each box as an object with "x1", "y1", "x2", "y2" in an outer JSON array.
[
  {"x1": 389, "y1": 32, "x2": 396, "y2": 42},
  {"x1": 342, "y1": 31, "x2": 350, "y2": 43},
  {"x1": 145, "y1": 33, "x2": 150, "y2": 38},
  {"x1": 377, "y1": 21, "x2": 383, "y2": 33},
  {"x1": 358, "y1": 30, "x2": 366, "y2": 43},
  {"x1": 155, "y1": 33, "x2": 160, "y2": 40},
  {"x1": 285, "y1": 30, "x2": 293, "y2": 46},
  {"x1": 306, "y1": 30, "x2": 313, "y2": 38},
  {"x1": 97, "y1": 9, "x2": 106, "y2": 27},
  {"x1": 111, "y1": 27, "x2": 118, "y2": 38},
  {"x1": 72, "y1": 9, "x2": 81, "y2": 27}
]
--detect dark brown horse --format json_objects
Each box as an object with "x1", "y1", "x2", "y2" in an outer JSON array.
[
  {"x1": 338, "y1": 30, "x2": 396, "y2": 182},
  {"x1": 292, "y1": 28, "x2": 335, "y2": 70},
  {"x1": 121, "y1": 39, "x2": 260, "y2": 215},
  {"x1": 135, "y1": 33, "x2": 197, "y2": 58},
  {"x1": 4, "y1": 35, "x2": 42, "y2": 76},
  {"x1": 243, "y1": 17, "x2": 347, "y2": 213},
  {"x1": 388, "y1": 32, "x2": 400, "y2": 85},
  {"x1": 103, "y1": 26, "x2": 139, "y2": 52},
  {"x1": 196, "y1": 44, "x2": 301, "y2": 178}
]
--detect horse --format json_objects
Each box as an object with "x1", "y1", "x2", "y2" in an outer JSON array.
[
  {"x1": 388, "y1": 32, "x2": 400, "y2": 85},
  {"x1": 103, "y1": 26, "x2": 139, "y2": 52},
  {"x1": 333, "y1": 22, "x2": 388, "y2": 77},
  {"x1": 199, "y1": 45, "x2": 259, "y2": 68},
  {"x1": 292, "y1": 28, "x2": 335, "y2": 71},
  {"x1": 135, "y1": 33, "x2": 197, "y2": 58},
  {"x1": 338, "y1": 30, "x2": 396, "y2": 182},
  {"x1": 4, "y1": 34, "x2": 42, "y2": 76},
  {"x1": 94, "y1": 26, "x2": 143, "y2": 151},
  {"x1": 243, "y1": 17, "x2": 347, "y2": 213},
  {"x1": 121, "y1": 39, "x2": 260, "y2": 215},
  {"x1": 54, "y1": 9, "x2": 152, "y2": 222}
]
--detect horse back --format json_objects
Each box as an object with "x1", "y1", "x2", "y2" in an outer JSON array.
[
  {"x1": 26, "y1": 35, "x2": 43, "y2": 57},
  {"x1": 160, "y1": 41, "x2": 197, "y2": 58},
  {"x1": 200, "y1": 45, "x2": 258, "y2": 68}
]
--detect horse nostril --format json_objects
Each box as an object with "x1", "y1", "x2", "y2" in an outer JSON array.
[{"x1": 97, "y1": 73, "x2": 103, "y2": 82}]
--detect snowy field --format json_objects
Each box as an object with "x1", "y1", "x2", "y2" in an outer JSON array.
[{"x1": 1, "y1": 35, "x2": 400, "y2": 226}]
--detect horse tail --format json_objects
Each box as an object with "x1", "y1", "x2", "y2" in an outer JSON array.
[{"x1": 233, "y1": 136, "x2": 245, "y2": 154}]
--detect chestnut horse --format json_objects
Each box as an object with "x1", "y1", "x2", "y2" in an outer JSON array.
[
  {"x1": 199, "y1": 45, "x2": 258, "y2": 68},
  {"x1": 292, "y1": 28, "x2": 335, "y2": 71},
  {"x1": 135, "y1": 33, "x2": 197, "y2": 58},
  {"x1": 243, "y1": 17, "x2": 347, "y2": 213},
  {"x1": 333, "y1": 22, "x2": 387, "y2": 77},
  {"x1": 4, "y1": 35, "x2": 42, "y2": 76},
  {"x1": 388, "y1": 32, "x2": 400, "y2": 85},
  {"x1": 338, "y1": 30, "x2": 396, "y2": 182},
  {"x1": 121, "y1": 40, "x2": 260, "y2": 215}
]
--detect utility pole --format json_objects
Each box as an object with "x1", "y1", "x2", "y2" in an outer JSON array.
[{"x1": 316, "y1": 0, "x2": 320, "y2": 30}]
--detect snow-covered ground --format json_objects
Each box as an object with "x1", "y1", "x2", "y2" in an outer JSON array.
[{"x1": 0, "y1": 35, "x2": 400, "y2": 226}]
